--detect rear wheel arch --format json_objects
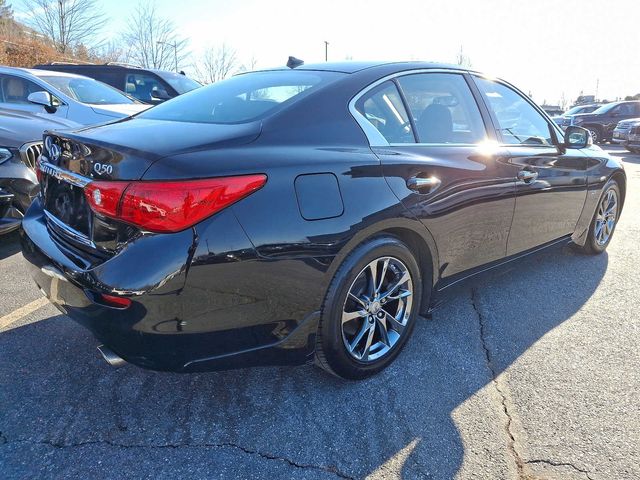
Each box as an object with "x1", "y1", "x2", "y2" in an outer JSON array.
[
  {"x1": 611, "y1": 171, "x2": 626, "y2": 210},
  {"x1": 327, "y1": 220, "x2": 438, "y2": 314}
]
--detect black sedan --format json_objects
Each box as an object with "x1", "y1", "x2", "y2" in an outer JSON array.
[{"x1": 21, "y1": 61, "x2": 626, "y2": 380}]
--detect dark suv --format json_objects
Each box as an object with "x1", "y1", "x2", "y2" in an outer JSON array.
[
  {"x1": 33, "y1": 63, "x2": 201, "y2": 104},
  {"x1": 571, "y1": 100, "x2": 640, "y2": 143}
]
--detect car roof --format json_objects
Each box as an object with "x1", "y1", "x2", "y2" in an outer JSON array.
[
  {"x1": 0, "y1": 65, "x2": 89, "y2": 79},
  {"x1": 260, "y1": 60, "x2": 468, "y2": 74},
  {"x1": 34, "y1": 63, "x2": 177, "y2": 75}
]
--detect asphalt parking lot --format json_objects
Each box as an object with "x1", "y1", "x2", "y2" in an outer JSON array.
[{"x1": 1, "y1": 146, "x2": 638, "y2": 480}]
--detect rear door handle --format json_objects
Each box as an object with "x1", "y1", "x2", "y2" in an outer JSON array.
[
  {"x1": 407, "y1": 176, "x2": 441, "y2": 193},
  {"x1": 517, "y1": 170, "x2": 538, "y2": 183}
]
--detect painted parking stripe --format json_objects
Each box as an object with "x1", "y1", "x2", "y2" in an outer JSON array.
[{"x1": 0, "y1": 297, "x2": 50, "y2": 330}]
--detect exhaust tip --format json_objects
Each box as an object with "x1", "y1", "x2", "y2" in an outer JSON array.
[{"x1": 97, "y1": 344, "x2": 127, "y2": 368}]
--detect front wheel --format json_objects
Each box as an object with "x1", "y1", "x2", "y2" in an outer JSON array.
[
  {"x1": 576, "y1": 180, "x2": 621, "y2": 254},
  {"x1": 587, "y1": 126, "x2": 602, "y2": 144},
  {"x1": 315, "y1": 236, "x2": 423, "y2": 379}
]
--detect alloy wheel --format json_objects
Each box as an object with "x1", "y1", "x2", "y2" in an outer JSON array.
[
  {"x1": 341, "y1": 256, "x2": 413, "y2": 362},
  {"x1": 594, "y1": 189, "x2": 618, "y2": 246},
  {"x1": 589, "y1": 129, "x2": 599, "y2": 143}
]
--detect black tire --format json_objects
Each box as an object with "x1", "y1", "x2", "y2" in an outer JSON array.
[
  {"x1": 576, "y1": 179, "x2": 621, "y2": 255},
  {"x1": 315, "y1": 236, "x2": 423, "y2": 380}
]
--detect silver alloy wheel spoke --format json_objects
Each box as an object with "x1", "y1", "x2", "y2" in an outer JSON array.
[
  {"x1": 348, "y1": 320, "x2": 370, "y2": 353},
  {"x1": 379, "y1": 271, "x2": 411, "y2": 300},
  {"x1": 595, "y1": 188, "x2": 618, "y2": 246},
  {"x1": 384, "y1": 309, "x2": 405, "y2": 334},
  {"x1": 342, "y1": 309, "x2": 367, "y2": 324},
  {"x1": 376, "y1": 258, "x2": 390, "y2": 294},
  {"x1": 361, "y1": 323, "x2": 376, "y2": 361},
  {"x1": 377, "y1": 317, "x2": 391, "y2": 347},
  {"x1": 341, "y1": 256, "x2": 413, "y2": 363}
]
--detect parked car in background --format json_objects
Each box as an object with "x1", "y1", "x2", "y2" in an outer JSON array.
[
  {"x1": 625, "y1": 125, "x2": 640, "y2": 153},
  {"x1": 571, "y1": 100, "x2": 640, "y2": 143},
  {"x1": 21, "y1": 61, "x2": 626, "y2": 379},
  {"x1": 552, "y1": 104, "x2": 601, "y2": 129},
  {"x1": 0, "y1": 66, "x2": 150, "y2": 124},
  {"x1": 0, "y1": 109, "x2": 80, "y2": 234},
  {"x1": 612, "y1": 117, "x2": 640, "y2": 146},
  {"x1": 34, "y1": 63, "x2": 201, "y2": 104}
]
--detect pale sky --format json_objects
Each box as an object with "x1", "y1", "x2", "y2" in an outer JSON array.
[{"x1": 13, "y1": 0, "x2": 640, "y2": 106}]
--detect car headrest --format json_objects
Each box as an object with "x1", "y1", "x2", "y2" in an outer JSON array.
[{"x1": 417, "y1": 104, "x2": 453, "y2": 143}]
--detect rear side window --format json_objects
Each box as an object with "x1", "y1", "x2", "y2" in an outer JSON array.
[
  {"x1": 355, "y1": 81, "x2": 415, "y2": 143},
  {"x1": 138, "y1": 71, "x2": 340, "y2": 124},
  {"x1": 397, "y1": 73, "x2": 487, "y2": 144},
  {"x1": 475, "y1": 77, "x2": 553, "y2": 146}
]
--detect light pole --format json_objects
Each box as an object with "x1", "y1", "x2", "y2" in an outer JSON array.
[
  {"x1": 324, "y1": 41, "x2": 329, "y2": 62},
  {"x1": 157, "y1": 40, "x2": 178, "y2": 72}
]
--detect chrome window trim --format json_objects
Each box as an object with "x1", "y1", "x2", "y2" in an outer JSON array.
[
  {"x1": 39, "y1": 158, "x2": 90, "y2": 188},
  {"x1": 348, "y1": 68, "x2": 473, "y2": 147}
]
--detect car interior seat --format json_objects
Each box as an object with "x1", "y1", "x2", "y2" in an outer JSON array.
[
  {"x1": 4, "y1": 78, "x2": 28, "y2": 103},
  {"x1": 416, "y1": 103, "x2": 453, "y2": 143}
]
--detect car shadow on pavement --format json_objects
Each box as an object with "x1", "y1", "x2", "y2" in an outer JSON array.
[
  {"x1": 0, "y1": 231, "x2": 21, "y2": 260},
  {"x1": 607, "y1": 148, "x2": 640, "y2": 164},
  {"x1": 0, "y1": 245, "x2": 608, "y2": 479}
]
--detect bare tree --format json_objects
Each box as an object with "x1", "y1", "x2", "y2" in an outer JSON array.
[
  {"x1": 123, "y1": 2, "x2": 188, "y2": 70},
  {"x1": 23, "y1": 0, "x2": 107, "y2": 54},
  {"x1": 237, "y1": 54, "x2": 258, "y2": 74},
  {"x1": 194, "y1": 44, "x2": 239, "y2": 84}
]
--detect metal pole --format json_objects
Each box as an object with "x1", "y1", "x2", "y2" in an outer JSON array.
[
  {"x1": 173, "y1": 42, "x2": 178, "y2": 72},
  {"x1": 324, "y1": 41, "x2": 329, "y2": 62}
]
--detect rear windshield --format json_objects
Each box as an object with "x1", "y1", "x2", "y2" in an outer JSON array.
[{"x1": 138, "y1": 70, "x2": 342, "y2": 124}]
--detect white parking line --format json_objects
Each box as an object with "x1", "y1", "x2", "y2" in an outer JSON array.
[{"x1": 0, "y1": 297, "x2": 50, "y2": 330}]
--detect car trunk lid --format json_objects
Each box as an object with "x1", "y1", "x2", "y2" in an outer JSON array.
[{"x1": 39, "y1": 118, "x2": 262, "y2": 260}]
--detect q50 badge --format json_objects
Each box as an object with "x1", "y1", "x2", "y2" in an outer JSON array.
[{"x1": 93, "y1": 162, "x2": 113, "y2": 176}]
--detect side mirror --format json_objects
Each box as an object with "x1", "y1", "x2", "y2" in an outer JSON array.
[
  {"x1": 151, "y1": 88, "x2": 171, "y2": 101},
  {"x1": 27, "y1": 91, "x2": 56, "y2": 113},
  {"x1": 564, "y1": 125, "x2": 592, "y2": 149}
]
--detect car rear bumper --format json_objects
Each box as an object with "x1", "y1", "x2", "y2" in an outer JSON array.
[{"x1": 20, "y1": 198, "x2": 321, "y2": 372}]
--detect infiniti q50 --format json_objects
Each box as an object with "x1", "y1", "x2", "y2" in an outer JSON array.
[{"x1": 20, "y1": 61, "x2": 625, "y2": 379}]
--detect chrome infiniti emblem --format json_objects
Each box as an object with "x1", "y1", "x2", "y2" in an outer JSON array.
[{"x1": 44, "y1": 136, "x2": 61, "y2": 164}]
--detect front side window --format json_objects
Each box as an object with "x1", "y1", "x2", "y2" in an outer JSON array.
[
  {"x1": 0, "y1": 74, "x2": 44, "y2": 104},
  {"x1": 125, "y1": 73, "x2": 167, "y2": 102},
  {"x1": 38, "y1": 75, "x2": 135, "y2": 105},
  {"x1": 613, "y1": 103, "x2": 634, "y2": 116},
  {"x1": 139, "y1": 70, "x2": 341, "y2": 124},
  {"x1": 397, "y1": 73, "x2": 487, "y2": 144},
  {"x1": 475, "y1": 77, "x2": 553, "y2": 146},
  {"x1": 355, "y1": 81, "x2": 414, "y2": 144}
]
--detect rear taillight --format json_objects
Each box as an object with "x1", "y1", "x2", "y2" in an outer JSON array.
[{"x1": 84, "y1": 175, "x2": 266, "y2": 233}]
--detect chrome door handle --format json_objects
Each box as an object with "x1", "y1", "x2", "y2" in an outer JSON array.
[
  {"x1": 407, "y1": 176, "x2": 441, "y2": 192},
  {"x1": 517, "y1": 170, "x2": 538, "y2": 183}
]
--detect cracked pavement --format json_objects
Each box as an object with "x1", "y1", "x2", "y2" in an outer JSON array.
[{"x1": 1, "y1": 147, "x2": 639, "y2": 479}]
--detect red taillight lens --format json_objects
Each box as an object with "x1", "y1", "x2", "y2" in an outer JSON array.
[
  {"x1": 84, "y1": 175, "x2": 266, "y2": 233},
  {"x1": 85, "y1": 181, "x2": 129, "y2": 217}
]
